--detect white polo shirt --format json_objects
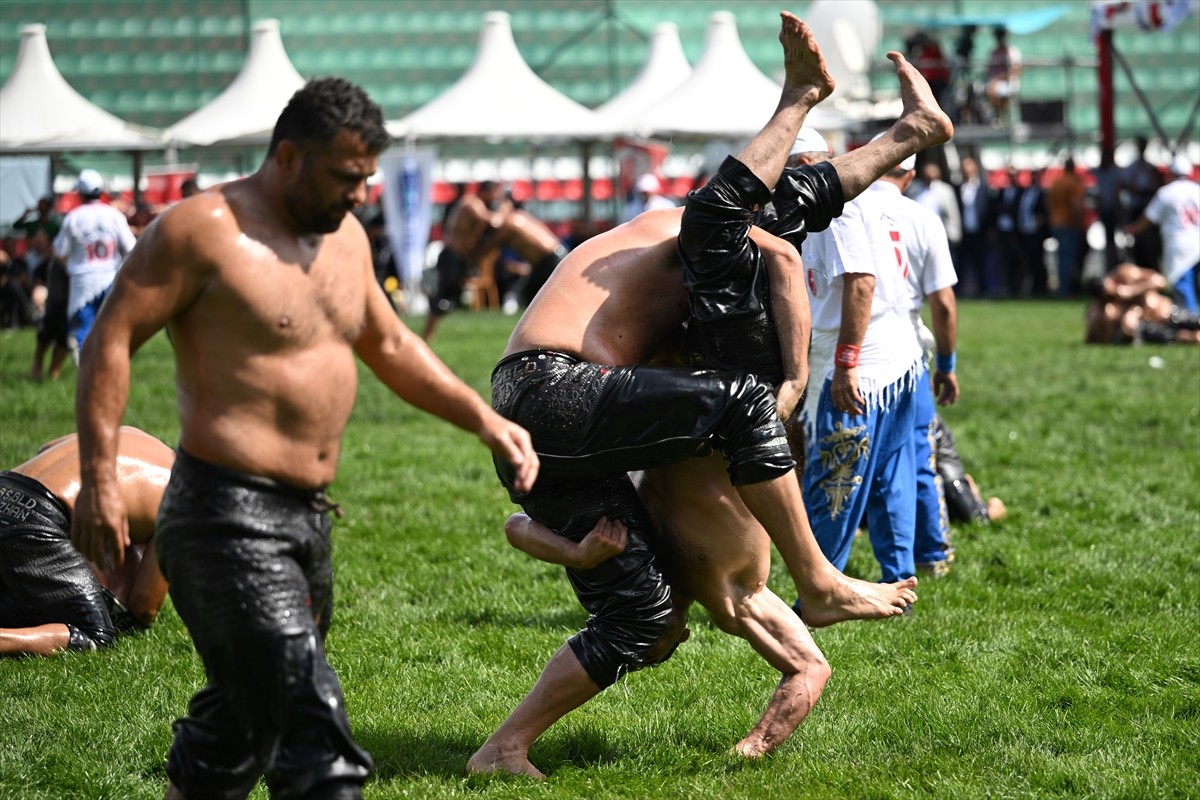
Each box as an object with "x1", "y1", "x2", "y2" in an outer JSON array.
[
  {"x1": 1143, "y1": 178, "x2": 1200, "y2": 286},
  {"x1": 54, "y1": 200, "x2": 137, "y2": 317},
  {"x1": 802, "y1": 181, "x2": 923, "y2": 415}
]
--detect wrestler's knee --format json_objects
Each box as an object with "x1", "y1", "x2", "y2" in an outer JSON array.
[
  {"x1": 720, "y1": 374, "x2": 795, "y2": 485},
  {"x1": 571, "y1": 586, "x2": 681, "y2": 686},
  {"x1": 642, "y1": 596, "x2": 692, "y2": 667}
]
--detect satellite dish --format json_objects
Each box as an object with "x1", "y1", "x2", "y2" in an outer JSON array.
[{"x1": 803, "y1": 0, "x2": 881, "y2": 101}]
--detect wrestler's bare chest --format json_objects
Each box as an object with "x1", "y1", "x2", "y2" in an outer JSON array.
[{"x1": 200, "y1": 233, "x2": 367, "y2": 346}]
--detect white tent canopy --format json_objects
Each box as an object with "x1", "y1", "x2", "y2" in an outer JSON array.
[
  {"x1": 636, "y1": 12, "x2": 846, "y2": 140},
  {"x1": 397, "y1": 11, "x2": 612, "y2": 142},
  {"x1": 165, "y1": 19, "x2": 306, "y2": 147},
  {"x1": 0, "y1": 24, "x2": 164, "y2": 152},
  {"x1": 595, "y1": 22, "x2": 692, "y2": 132}
]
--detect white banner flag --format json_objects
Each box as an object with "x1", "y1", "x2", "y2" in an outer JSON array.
[
  {"x1": 1091, "y1": 0, "x2": 1197, "y2": 36},
  {"x1": 380, "y1": 148, "x2": 436, "y2": 298}
]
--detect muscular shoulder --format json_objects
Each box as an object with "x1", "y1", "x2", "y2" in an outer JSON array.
[{"x1": 140, "y1": 191, "x2": 238, "y2": 259}]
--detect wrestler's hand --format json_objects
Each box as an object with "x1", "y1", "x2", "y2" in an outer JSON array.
[
  {"x1": 776, "y1": 379, "x2": 805, "y2": 421},
  {"x1": 478, "y1": 411, "x2": 540, "y2": 493},
  {"x1": 831, "y1": 366, "x2": 865, "y2": 416},
  {"x1": 71, "y1": 477, "x2": 130, "y2": 570},
  {"x1": 933, "y1": 369, "x2": 959, "y2": 406},
  {"x1": 573, "y1": 517, "x2": 628, "y2": 569}
]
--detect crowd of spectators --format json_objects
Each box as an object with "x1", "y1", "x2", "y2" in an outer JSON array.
[{"x1": 900, "y1": 142, "x2": 1196, "y2": 304}]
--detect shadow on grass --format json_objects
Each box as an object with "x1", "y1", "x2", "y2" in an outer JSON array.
[
  {"x1": 355, "y1": 724, "x2": 620, "y2": 783},
  {"x1": 449, "y1": 607, "x2": 587, "y2": 630}
]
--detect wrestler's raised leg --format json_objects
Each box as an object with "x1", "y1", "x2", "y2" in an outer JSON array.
[
  {"x1": 736, "y1": 475, "x2": 918, "y2": 626},
  {"x1": 829, "y1": 52, "x2": 955, "y2": 200},
  {"x1": 737, "y1": 12, "x2": 836, "y2": 192}
]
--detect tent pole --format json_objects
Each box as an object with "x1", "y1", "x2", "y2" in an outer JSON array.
[
  {"x1": 580, "y1": 140, "x2": 593, "y2": 222},
  {"x1": 132, "y1": 150, "x2": 143, "y2": 205}
]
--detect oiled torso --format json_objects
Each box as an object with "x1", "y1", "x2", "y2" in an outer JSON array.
[{"x1": 163, "y1": 183, "x2": 372, "y2": 488}]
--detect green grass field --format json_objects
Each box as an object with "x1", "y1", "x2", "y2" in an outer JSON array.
[{"x1": 1, "y1": 301, "x2": 1198, "y2": 800}]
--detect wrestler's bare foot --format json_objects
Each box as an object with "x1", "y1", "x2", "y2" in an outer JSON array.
[
  {"x1": 987, "y1": 496, "x2": 1007, "y2": 521},
  {"x1": 798, "y1": 573, "x2": 918, "y2": 628},
  {"x1": 778, "y1": 11, "x2": 835, "y2": 106},
  {"x1": 734, "y1": 671, "x2": 826, "y2": 758},
  {"x1": 467, "y1": 743, "x2": 546, "y2": 780},
  {"x1": 886, "y1": 51, "x2": 954, "y2": 150}
]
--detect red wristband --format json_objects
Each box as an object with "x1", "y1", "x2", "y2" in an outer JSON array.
[{"x1": 835, "y1": 344, "x2": 861, "y2": 368}]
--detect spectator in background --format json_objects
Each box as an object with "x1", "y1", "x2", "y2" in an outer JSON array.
[
  {"x1": 916, "y1": 162, "x2": 962, "y2": 265},
  {"x1": 13, "y1": 195, "x2": 62, "y2": 242},
  {"x1": 1120, "y1": 137, "x2": 1164, "y2": 270},
  {"x1": 993, "y1": 164, "x2": 1023, "y2": 297},
  {"x1": 984, "y1": 26, "x2": 1021, "y2": 125},
  {"x1": 1047, "y1": 158, "x2": 1087, "y2": 298},
  {"x1": 0, "y1": 247, "x2": 33, "y2": 330},
  {"x1": 367, "y1": 212, "x2": 401, "y2": 311},
  {"x1": 180, "y1": 177, "x2": 201, "y2": 198},
  {"x1": 1016, "y1": 168, "x2": 1049, "y2": 297},
  {"x1": 29, "y1": 233, "x2": 70, "y2": 381},
  {"x1": 1126, "y1": 155, "x2": 1200, "y2": 312},
  {"x1": 905, "y1": 31, "x2": 951, "y2": 112},
  {"x1": 53, "y1": 169, "x2": 137, "y2": 353},
  {"x1": 624, "y1": 173, "x2": 676, "y2": 221},
  {"x1": 127, "y1": 201, "x2": 156, "y2": 237},
  {"x1": 956, "y1": 155, "x2": 993, "y2": 296}
]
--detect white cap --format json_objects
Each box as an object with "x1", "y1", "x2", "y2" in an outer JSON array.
[
  {"x1": 1169, "y1": 154, "x2": 1193, "y2": 177},
  {"x1": 869, "y1": 131, "x2": 916, "y2": 172},
  {"x1": 636, "y1": 173, "x2": 662, "y2": 194},
  {"x1": 789, "y1": 127, "x2": 830, "y2": 157},
  {"x1": 76, "y1": 168, "x2": 105, "y2": 195}
]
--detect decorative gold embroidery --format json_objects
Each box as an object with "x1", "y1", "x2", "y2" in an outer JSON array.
[{"x1": 817, "y1": 422, "x2": 869, "y2": 519}]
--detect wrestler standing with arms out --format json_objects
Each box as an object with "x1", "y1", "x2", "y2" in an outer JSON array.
[
  {"x1": 71, "y1": 78, "x2": 538, "y2": 800},
  {"x1": 472, "y1": 11, "x2": 952, "y2": 778}
]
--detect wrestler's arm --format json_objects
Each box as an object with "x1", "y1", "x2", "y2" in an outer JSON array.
[
  {"x1": 73, "y1": 205, "x2": 211, "y2": 568},
  {"x1": 832, "y1": 273, "x2": 873, "y2": 417},
  {"x1": 751, "y1": 228, "x2": 810, "y2": 420},
  {"x1": 123, "y1": 537, "x2": 168, "y2": 626},
  {"x1": 927, "y1": 287, "x2": 959, "y2": 406},
  {"x1": 504, "y1": 513, "x2": 628, "y2": 570},
  {"x1": 1104, "y1": 268, "x2": 1167, "y2": 301},
  {"x1": 0, "y1": 625, "x2": 71, "y2": 657},
  {"x1": 353, "y1": 245, "x2": 539, "y2": 492}
]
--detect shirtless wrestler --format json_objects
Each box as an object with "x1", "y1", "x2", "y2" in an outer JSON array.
[
  {"x1": 71, "y1": 78, "x2": 537, "y2": 800},
  {"x1": 423, "y1": 181, "x2": 503, "y2": 340},
  {"x1": 1084, "y1": 263, "x2": 1200, "y2": 344},
  {"x1": 471, "y1": 11, "x2": 952, "y2": 777},
  {"x1": 1, "y1": 427, "x2": 171, "y2": 657},
  {"x1": 491, "y1": 206, "x2": 569, "y2": 306}
]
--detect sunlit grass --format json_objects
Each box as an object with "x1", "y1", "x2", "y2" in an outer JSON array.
[{"x1": 1, "y1": 300, "x2": 1197, "y2": 799}]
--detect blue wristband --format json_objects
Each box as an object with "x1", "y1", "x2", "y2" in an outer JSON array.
[{"x1": 936, "y1": 352, "x2": 956, "y2": 373}]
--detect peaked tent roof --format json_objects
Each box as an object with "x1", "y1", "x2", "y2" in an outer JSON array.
[
  {"x1": 165, "y1": 19, "x2": 306, "y2": 147},
  {"x1": 0, "y1": 24, "x2": 164, "y2": 152},
  {"x1": 595, "y1": 22, "x2": 692, "y2": 132},
  {"x1": 397, "y1": 11, "x2": 613, "y2": 142},
  {"x1": 636, "y1": 12, "x2": 846, "y2": 140}
]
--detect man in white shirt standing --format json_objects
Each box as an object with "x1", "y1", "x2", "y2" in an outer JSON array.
[
  {"x1": 793, "y1": 136, "x2": 926, "y2": 587},
  {"x1": 882, "y1": 156, "x2": 961, "y2": 577},
  {"x1": 1127, "y1": 155, "x2": 1200, "y2": 312},
  {"x1": 53, "y1": 169, "x2": 137, "y2": 354}
]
